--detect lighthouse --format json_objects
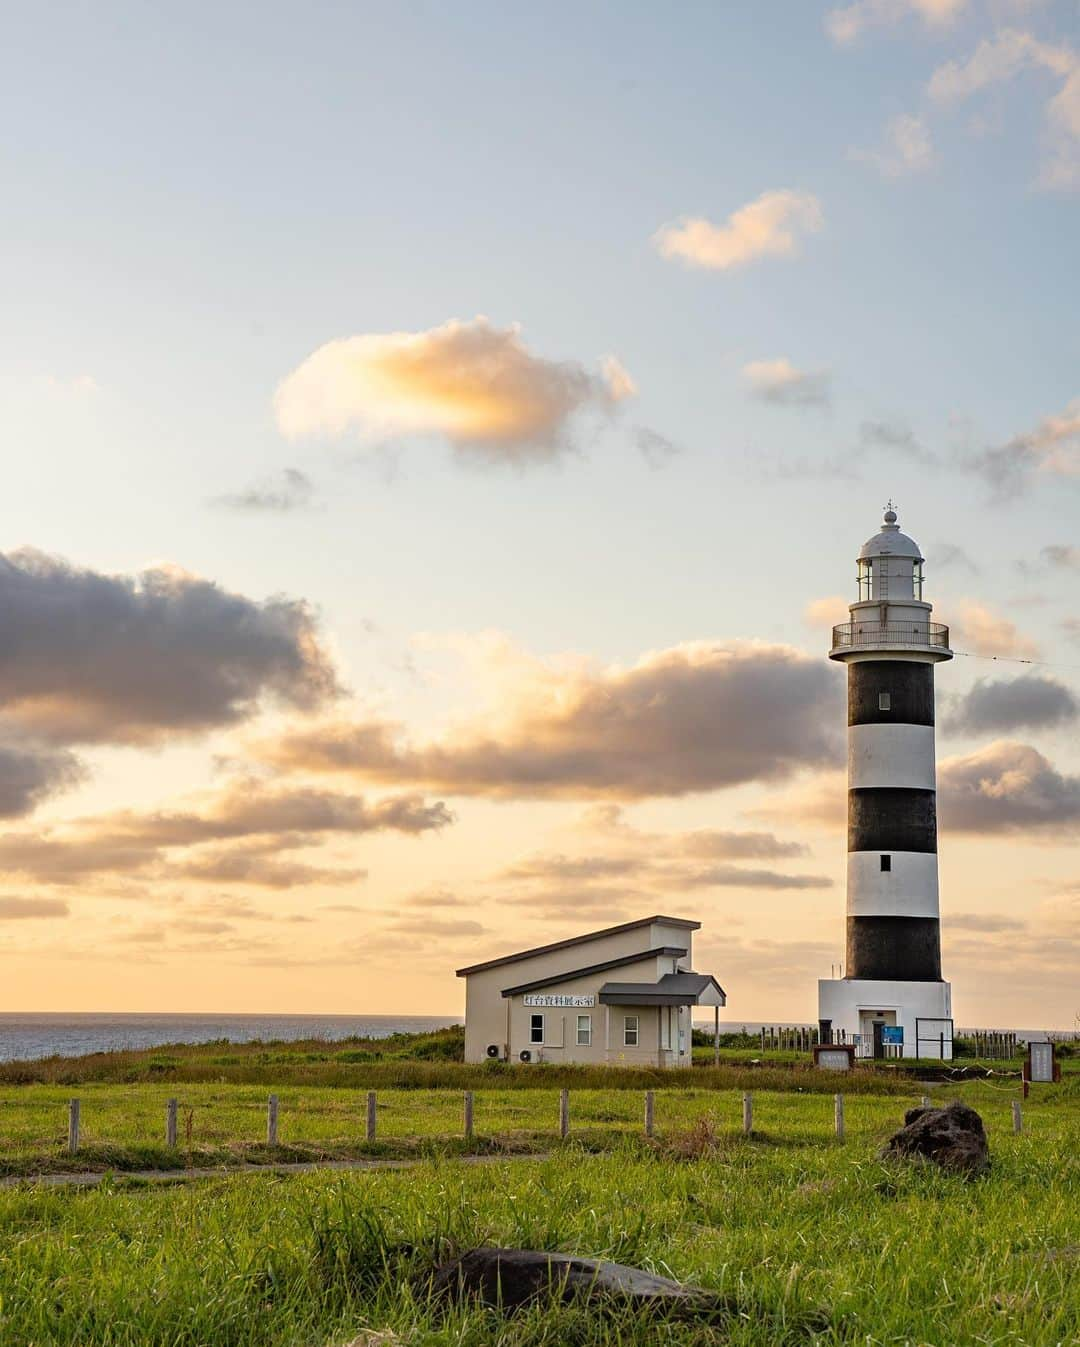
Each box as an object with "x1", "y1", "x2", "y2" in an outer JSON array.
[{"x1": 818, "y1": 506, "x2": 954, "y2": 1061}]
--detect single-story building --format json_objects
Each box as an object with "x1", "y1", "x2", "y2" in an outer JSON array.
[{"x1": 456, "y1": 914, "x2": 726, "y2": 1067}]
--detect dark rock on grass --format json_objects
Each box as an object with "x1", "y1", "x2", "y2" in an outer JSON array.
[
  {"x1": 881, "y1": 1100, "x2": 990, "y2": 1176},
  {"x1": 431, "y1": 1247, "x2": 740, "y2": 1318}
]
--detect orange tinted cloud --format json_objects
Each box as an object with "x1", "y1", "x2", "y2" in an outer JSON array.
[
  {"x1": 252, "y1": 640, "x2": 843, "y2": 799},
  {"x1": 274, "y1": 317, "x2": 635, "y2": 462},
  {"x1": 653, "y1": 190, "x2": 823, "y2": 271}
]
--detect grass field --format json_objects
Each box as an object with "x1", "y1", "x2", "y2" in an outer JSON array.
[
  {"x1": 1, "y1": 1110, "x2": 1077, "y2": 1346},
  {"x1": 0, "y1": 1036, "x2": 1076, "y2": 1344},
  {"x1": 0, "y1": 1077, "x2": 1066, "y2": 1177}
]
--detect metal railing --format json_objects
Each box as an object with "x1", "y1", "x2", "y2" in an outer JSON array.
[{"x1": 831, "y1": 621, "x2": 949, "y2": 651}]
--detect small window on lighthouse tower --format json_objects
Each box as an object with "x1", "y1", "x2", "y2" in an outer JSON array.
[
  {"x1": 878, "y1": 692, "x2": 891, "y2": 711},
  {"x1": 880, "y1": 855, "x2": 892, "y2": 872}
]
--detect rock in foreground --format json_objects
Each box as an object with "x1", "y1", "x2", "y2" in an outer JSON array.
[
  {"x1": 881, "y1": 1101, "x2": 990, "y2": 1176},
  {"x1": 431, "y1": 1247, "x2": 737, "y2": 1317}
]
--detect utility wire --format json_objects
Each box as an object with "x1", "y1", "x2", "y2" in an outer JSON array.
[{"x1": 952, "y1": 649, "x2": 1080, "y2": 672}]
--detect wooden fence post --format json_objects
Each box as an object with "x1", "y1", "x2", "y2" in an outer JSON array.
[
  {"x1": 366, "y1": 1091, "x2": 377, "y2": 1141},
  {"x1": 644, "y1": 1090, "x2": 655, "y2": 1138},
  {"x1": 742, "y1": 1092, "x2": 753, "y2": 1135},
  {"x1": 267, "y1": 1094, "x2": 279, "y2": 1147},
  {"x1": 463, "y1": 1090, "x2": 474, "y2": 1140},
  {"x1": 559, "y1": 1088, "x2": 570, "y2": 1139},
  {"x1": 1012, "y1": 1101, "x2": 1022, "y2": 1134},
  {"x1": 166, "y1": 1098, "x2": 178, "y2": 1147},
  {"x1": 67, "y1": 1099, "x2": 80, "y2": 1154},
  {"x1": 834, "y1": 1093, "x2": 845, "y2": 1142}
]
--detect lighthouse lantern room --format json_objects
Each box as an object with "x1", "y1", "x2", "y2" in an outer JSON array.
[{"x1": 818, "y1": 506, "x2": 954, "y2": 1061}]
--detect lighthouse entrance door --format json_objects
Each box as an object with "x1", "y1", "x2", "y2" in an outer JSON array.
[{"x1": 857, "y1": 1009, "x2": 897, "y2": 1059}]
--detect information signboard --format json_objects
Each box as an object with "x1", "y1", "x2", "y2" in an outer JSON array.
[
  {"x1": 1029, "y1": 1041, "x2": 1054, "y2": 1083},
  {"x1": 881, "y1": 1026, "x2": 904, "y2": 1046},
  {"x1": 522, "y1": 993, "x2": 595, "y2": 1008}
]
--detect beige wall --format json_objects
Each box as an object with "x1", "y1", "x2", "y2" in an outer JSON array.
[{"x1": 461, "y1": 921, "x2": 697, "y2": 1066}]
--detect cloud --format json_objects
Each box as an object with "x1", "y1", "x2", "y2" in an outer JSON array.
[
  {"x1": 926, "y1": 542, "x2": 978, "y2": 573},
  {"x1": 633, "y1": 426, "x2": 682, "y2": 468},
  {"x1": 945, "y1": 674, "x2": 1078, "y2": 735},
  {"x1": 968, "y1": 399, "x2": 1080, "y2": 495},
  {"x1": 578, "y1": 804, "x2": 810, "y2": 860},
  {"x1": 653, "y1": 191, "x2": 823, "y2": 271},
  {"x1": 850, "y1": 114, "x2": 936, "y2": 177},
  {"x1": 938, "y1": 740, "x2": 1080, "y2": 834},
  {"x1": 252, "y1": 640, "x2": 843, "y2": 800},
  {"x1": 274, "y1": 317, "x2": 635, "y2": 464},
  {"x1": 1041, "y1": 544, "x2": 1080, "y2": 569},
  {"x1": 929, "y1": 30, "x2": 1080, "y2": 188},
  {"x1": 0, "y1": 781, "x2": 451, "y2": 885},
  {"x1": 947, "y1": 912, "x2": 1026, "y2": 933},
  {"x1": 1063, "y1": 617, "x2": 1080, "y2": 644},
  {"x1": 212, "y1": 468, "x2": 314, "y2": 513},
  {"x1": 826, "y1": 0, "x2": 967, "y2": 44},
  {"x1": 950, "y1": 599, "x2": 1039, "y2": 657},
  {"x1": 859, "y1": 419, "x2": 937, "y2": 464},
  {"x1": 385, "y1": 916, "x2": 487, "y2": 938},
  {"x1": 0, "y1": 548, "x2": 339, "y2": 746},
  {"x1": 743, "y1": 358, "x2": 831, "y2": 407},
  {"x1": 0, "y1": 896, "x2": 69, "y2": 920},
  {"x1": 0, "y1": 736, "x2": 85, "y2": 818}
]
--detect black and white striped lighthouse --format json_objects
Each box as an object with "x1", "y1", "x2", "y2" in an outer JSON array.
[{"x1": 818, "y1": 506, "x2": 954, "y2": 1060}]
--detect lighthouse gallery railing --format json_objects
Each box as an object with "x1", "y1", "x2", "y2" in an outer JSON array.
[{"x1": 831, "y1": 621, "x2": 950, "y2": 651}]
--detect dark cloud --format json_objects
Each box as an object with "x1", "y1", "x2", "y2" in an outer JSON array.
[
  {"x1": 254, "y1": 641, "x2": 843, "y2": 799},
  {"x1": 633, "y1": 426, "x2": 682, "y2": 468},
  {"x1": 0, "y1": 896, "x2": 69, "y2": 919},
  {"x1": 938, "y1": 741, "x2": 1080, "y2": 835},
  {"x1": 945, "y1": 675, "x2": 1079, "y2": 736},
  {"x1": 859, "y1": 419, "x2": 936, "y2": 465},
  {"x1": 926, "y1": 543, "x2": 978, "y2": 574},
  {"x1": 0, "y1": 547, "x2": 340, "y2": 746},
  {"x1": 965, "y1": 400, "x2": 1080, "y2": 499},
  {"x1": 212, "y1": 468, "x2": 314, "y2": 513},
  {"x1": 1042, "y1": 544, "x2": 1080, "y2": 570},
  {"x1": 0, "y1": 782, "x2": 451, "y2": 885},
  {"x1": 0, "y1": 736, "x2": 85, "y2": 818}
]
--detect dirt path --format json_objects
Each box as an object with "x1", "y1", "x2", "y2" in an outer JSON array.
[{"x1": 0, "y1": 1152, "x2": 549, "y2": 1189}]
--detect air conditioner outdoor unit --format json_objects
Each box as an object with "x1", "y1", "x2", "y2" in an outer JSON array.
[
  {"x1": 519, "y1": 1049, "x2": 533, "y2": 1063},
  {"x1": 485, "y1": 1044, "x2": 503, "y2": 1060}
]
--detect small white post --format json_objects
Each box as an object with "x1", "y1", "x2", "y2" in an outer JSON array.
[
  {"x1": 921, "y1": 1095, "x2": 931, "y2": 1108},
  {"x1": 267, "y1": 1094, "x2": 279, "y2": 1146},
  {"x1": 644, "y1": 1090, "x2": 655, "y2": 1137},
  {"x1": 742, "y1": 1091, "x2": 753, "y2": 1135},
  {"x1": 463, "y1": 1090, "x2": 474, "y2": 1140},
  {"x1": 834, "y1": 1092, "x2": 845, "y2": 1142},
  {"x1": 366, "y1": 1091, "x2": 377, "y2": 1141},
  {"x1": 1012, "y1": 1101, "x2": 1022, "y2": 1134},
  {"x1": 67, "y1": 1099, "x2": 80, "y2": 1154},
  {"x1": 559, "y1": 1088, "x2": 570, "y2": 1139},
  {"x1": 166, "y1": 1098, "x2": 178, "y2": 1147}
]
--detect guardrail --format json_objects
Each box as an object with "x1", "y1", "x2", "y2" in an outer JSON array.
[{"x1": 831, "y1": 621, "x2": 949, "y2": 651}]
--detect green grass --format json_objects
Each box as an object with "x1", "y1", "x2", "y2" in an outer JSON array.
[
  {"x1": 0, "y1": 1105, "x2": 1076, "y2": 1346},
  {"x1": 0, "y1": 1076, "x2": 1067, "y2": 1178}
]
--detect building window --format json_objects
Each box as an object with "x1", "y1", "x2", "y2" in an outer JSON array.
[
  {"x1": 878, "y1": 692, "x2": 891, "y2": 711},
  {"x1": 880, "y1": 854, "x2": 891, "y2": 872},
  {"x1": 623, "y1": 1015, "x2": 639, "y2": 1047},
  {"x1": 529, "y1": 1013, "x2": 544, "y2": 1044},
  {"x1": 576, "y1": 1014, "x2": 591, "y2": 1046}
]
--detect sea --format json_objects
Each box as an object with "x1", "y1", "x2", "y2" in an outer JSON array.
[
  {"x1": 0, "y1": 1013, "x2": 1071, "y2": 1063},
  {"x1": 0, "y1": 1013, "x2": 461, "y2": 1063}
]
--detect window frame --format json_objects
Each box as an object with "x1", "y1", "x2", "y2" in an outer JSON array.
[
  {"x1": 576, "y1": 1014, "x2": 592, "y2": 1047},
  {"x1": 529, "y1": 1013, "x2": 544, "y2": 1044},
  {"x1": 623, "y1": 1014, "x2": 639, "y2": 1047},
  {"x1": 878, "y1": 692, "x2": 891, "y2": 711},
  {"x1": 880, "y1": 854, "x2": 892, "y2": 873}
]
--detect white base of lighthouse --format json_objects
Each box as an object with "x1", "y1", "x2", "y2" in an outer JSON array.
[{"x1": 818, "y1": 977, "x2": 952, "y2": 1061}]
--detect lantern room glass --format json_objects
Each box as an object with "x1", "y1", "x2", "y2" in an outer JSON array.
[{"x1": 858, "y1": 559, "x2": 873, "y2": 601}]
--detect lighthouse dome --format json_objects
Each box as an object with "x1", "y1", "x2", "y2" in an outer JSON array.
[{"x1": 858, "y1": 507, "x2": 923, "y2": 561}]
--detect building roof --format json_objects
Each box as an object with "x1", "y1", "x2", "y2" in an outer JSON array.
[
  {"x1": 599, "y1": 972, "x2": 727, "y2": 1007},
  {"x1": 500, "y1": 947, "x2": 688, "y2": 997},
  {"x1": 858, "y1": 508, "x2": 922, "y2": 562},
  {"x1": 455, "y1": 914, "x2": 701, "y2": 977}
]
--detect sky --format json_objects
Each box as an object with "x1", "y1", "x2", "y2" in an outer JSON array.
[{"x1": 0, "y1": 0, "x2": 1078, "y2": 1027}]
